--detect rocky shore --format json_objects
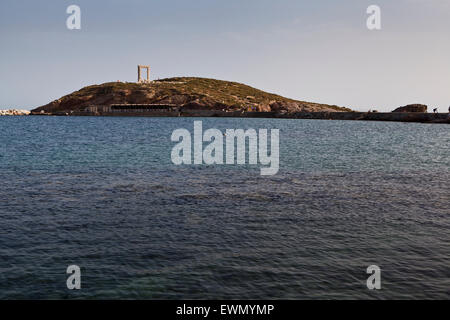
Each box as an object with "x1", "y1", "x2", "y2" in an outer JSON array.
[
  {"x1": 31, "y1": 109, "x2": 450, "y2": 124},
  {"x1": 0, "y1": 109, "x2": 30, "y2": 116}
]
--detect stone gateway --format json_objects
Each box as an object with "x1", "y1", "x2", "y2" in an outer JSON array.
[{"x1": 137, "y1": 65, "x2": 150, "y2": 83}]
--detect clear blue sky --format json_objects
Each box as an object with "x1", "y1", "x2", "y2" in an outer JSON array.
[{"x1": 1, "y1": 0, "x2": 450, "y2": 111}]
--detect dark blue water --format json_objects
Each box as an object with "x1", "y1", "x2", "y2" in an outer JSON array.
[{"x1": 0, "y1": 116, "x2": 448, "y2": 299}]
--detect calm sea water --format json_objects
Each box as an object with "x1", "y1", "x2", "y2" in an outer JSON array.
[{"x1": 0, "y1": 116, "x2": 448, "y2": 299}]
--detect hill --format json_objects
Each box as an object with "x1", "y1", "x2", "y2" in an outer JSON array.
[{"x1": 32, "y1": 77, "x2": 352, "y2": 113}]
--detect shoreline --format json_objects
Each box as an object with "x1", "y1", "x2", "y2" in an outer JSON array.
[{"x1": 29, "y1": 111, "x2": 450, "y2": 124}]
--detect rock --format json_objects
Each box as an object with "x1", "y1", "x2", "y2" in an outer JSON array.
[
  {"x1": 256, "y1": 104, "x2": 271, "y2": 112},
  {"x1": 0, "y1": 109, "x2": 30, "y2": 116},
  {"x1": 392, "y1": 104, "x2": 427, "y2": 113},
  {"x1": 268, "y1": 101, "x2": 285, "y2": 112}
]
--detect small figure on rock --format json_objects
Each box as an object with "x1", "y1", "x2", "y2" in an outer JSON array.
[{"x1": 433, "y1": 108, "x2": 438, "y2": 113}]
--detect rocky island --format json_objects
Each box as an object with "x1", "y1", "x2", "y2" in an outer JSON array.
[
  {"x1": 30, "y1": 77, "x2": 448, "y2": 123},
  {"x1": 31, "y1": 77, "x2": 350, "y2": 114}
]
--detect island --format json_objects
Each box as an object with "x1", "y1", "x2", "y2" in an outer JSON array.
[{"x1": 30, "y1": 77, "x2": 449, "y2": 123}]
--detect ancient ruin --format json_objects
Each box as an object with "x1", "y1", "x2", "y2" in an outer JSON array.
[{"x1": 137, "y1": 65, "x2": 150, "y2": 83}]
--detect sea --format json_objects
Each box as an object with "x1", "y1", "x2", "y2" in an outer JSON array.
[{"x1": 0, "y1": 116, "x2": 448, "y2": 299}]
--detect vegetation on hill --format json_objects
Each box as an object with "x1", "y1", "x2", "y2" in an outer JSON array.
[{"x1": 32, "y1": 77, "x2": 352, "y2": 113}]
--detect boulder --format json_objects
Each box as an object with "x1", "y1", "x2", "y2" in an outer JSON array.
[{"x1": 392, "y1": 104, "x2": 427, "y2": 113}]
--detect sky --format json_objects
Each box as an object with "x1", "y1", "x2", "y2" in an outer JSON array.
[{"x1": 1, "y1": 0, "x2": 450, "y2": 112}]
